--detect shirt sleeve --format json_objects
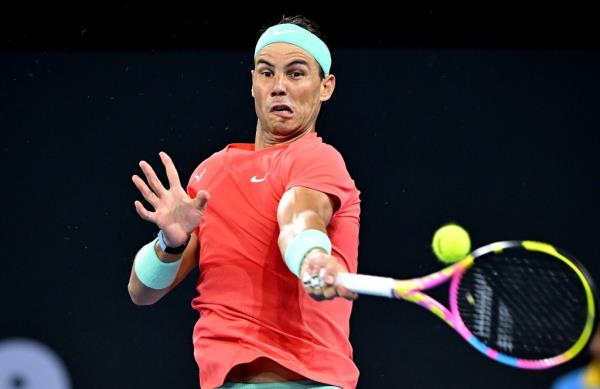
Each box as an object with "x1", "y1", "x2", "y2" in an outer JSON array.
[{"x1": 285, "y1": 142, "x2": 358, "y2": 210}]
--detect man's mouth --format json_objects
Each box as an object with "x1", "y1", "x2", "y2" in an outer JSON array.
[{"x1": 270, "y1": 104, "x2": 293, "y2": 114}]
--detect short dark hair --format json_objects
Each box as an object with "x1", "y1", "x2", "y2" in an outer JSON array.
[
  {"x1": 259, "y1": 15, "x2": 328, "y2": 79},
  {"x1": 278, "y1": 15, "x2": 326, "y2": 42}
]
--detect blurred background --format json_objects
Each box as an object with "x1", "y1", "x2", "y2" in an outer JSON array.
[{"x1": 1, "y1": 4, "x2": 598, "y2": 388}]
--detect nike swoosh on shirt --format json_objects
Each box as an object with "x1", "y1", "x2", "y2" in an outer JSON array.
[{"x1": 250, "y1": 173, "x2": 269, "y2": 183}]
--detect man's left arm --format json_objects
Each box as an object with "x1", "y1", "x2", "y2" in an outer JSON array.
[{"x1": 277, "y1": 186, "x2": 357, "y2": 300}]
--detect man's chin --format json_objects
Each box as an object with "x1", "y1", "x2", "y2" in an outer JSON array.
[{"x1": 270, "y1": 125, "x2": 298, "y2": 136}]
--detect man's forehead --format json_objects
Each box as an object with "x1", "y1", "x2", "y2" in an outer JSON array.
[{"x1": 255, "y1": 43, "x2": 318, "y2": 67}]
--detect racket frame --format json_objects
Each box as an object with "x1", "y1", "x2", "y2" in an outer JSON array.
[{"x1": 336, "y1": 240, "x2": 597, "y2": 369}]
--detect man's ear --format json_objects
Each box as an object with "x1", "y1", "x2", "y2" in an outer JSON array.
[
  {"x1": 250, "y1": 70, "x2": 255, "y2": 98},
  {"x1": 320, "y1": 74, "x2": 336, "y2": 102}
]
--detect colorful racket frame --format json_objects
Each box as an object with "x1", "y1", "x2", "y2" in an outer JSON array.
[{"x1": 336, "y1": 240, "x2": 597, "y2": 369}]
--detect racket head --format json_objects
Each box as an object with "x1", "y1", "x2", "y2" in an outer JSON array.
[{"x1": 448, "y1": 240, "x2": 597, "y2": 369}]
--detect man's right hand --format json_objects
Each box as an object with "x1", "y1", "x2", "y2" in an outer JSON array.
[{"x1": 131, "y1": 151, "x2": 209, "y2": 246}]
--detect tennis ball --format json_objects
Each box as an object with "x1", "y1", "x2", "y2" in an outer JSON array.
[{"x1": 432, "y1": 224, "x2": 471, "y2": 264}]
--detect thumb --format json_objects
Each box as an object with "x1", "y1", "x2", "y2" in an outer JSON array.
[{"x1": 192, "y1": 190, "x2": 210, "y2": 211}]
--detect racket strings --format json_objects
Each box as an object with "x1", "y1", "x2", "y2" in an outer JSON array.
[{"x1": 457, "y1": 252, "x2": 589, "y2": 359}]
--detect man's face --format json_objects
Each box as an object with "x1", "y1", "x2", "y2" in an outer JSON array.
[{"x1": 252, "y1": 43, "x2": 335, "y2": 136}]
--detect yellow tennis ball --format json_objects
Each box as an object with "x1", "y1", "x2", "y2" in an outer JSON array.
[{"x1": 432, "y1": 224, "x2": 471, "y2": 264}]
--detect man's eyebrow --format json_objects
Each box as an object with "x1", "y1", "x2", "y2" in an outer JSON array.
[
  {"x1": 285, "y1": 59, "x2": 310, "y2": 68},
  {"x1": 255, "y1": 58, "x2": 311, "y2": 70},
  {"x1": 256, "y1": 59, "x2": 274, "y2": 67}
]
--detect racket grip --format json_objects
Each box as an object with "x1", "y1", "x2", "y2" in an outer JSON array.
[{"x1": 336, "y1": 272, "x2": 395, "y2": 298}]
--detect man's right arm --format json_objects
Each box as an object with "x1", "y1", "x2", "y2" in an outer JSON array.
[{"x1": 128, "y1": 233, "x2": 199, "y2": 305}]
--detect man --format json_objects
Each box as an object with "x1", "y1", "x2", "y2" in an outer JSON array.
[{"x1": 128, "y1": 16, "x2": 360, "y2": 389}]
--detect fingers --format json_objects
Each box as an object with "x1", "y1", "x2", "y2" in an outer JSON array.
[
  {"x1": 302, "y1": 278, "x2": 338, "y2": 300},
  {"x1": 134, "y1": 200, "x2": 156, "y2": 222},
  {"x1": 301, "y1": 252, "x2": 336, "y2": 300},
  {"x1": 159, "y1": 151, "x2": 182, "y2": 189},
  {"x1": 139, "y1": 160, "x2": 167, "y2": 196},
  {"x1": 131, "y1": 174, "x2": 159, "y2": 208},
  {"x1": 336, "y1": 285, "x2": 359, "y2": 301},
  {"x1": 302, "y1": 265, "x2": 358, "y2": 301},
  {"x1": 136, "y1": 152, "x2": 181, "y2": 198},
  {"x1": 193, "y1": 189, "x2": 211, "y2": 211},
  {"x1": 321, "y1": 267, "x2": 358, "y2": 300}
]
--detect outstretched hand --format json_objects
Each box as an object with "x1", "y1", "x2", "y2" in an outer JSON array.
[{"x1": 132, "y1": 151, "x2": 209, "y2": 247}]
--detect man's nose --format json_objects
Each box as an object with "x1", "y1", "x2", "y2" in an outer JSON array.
[{"x1": 270, "y1": 74, "x2": 287, "y2": 96}]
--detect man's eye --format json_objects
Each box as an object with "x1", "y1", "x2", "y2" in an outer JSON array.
[
  {"x1": 261, "y1": 71, "x2": 273, "y2": 77},
  {"x1": 290, "y1": 71, "x2": 303, "y2": 78}
]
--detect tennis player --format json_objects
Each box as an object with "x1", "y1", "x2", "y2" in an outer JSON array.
[{"x1": 128, "y1": 15, "x2": 361, "y2": 389}]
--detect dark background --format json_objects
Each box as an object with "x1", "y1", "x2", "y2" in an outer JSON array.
[{"x1": 1, "y1": 4, "x2": 599, "y2": 389}]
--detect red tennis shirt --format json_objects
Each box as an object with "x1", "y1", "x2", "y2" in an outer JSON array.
[{"x1": 186, "y1": 132, "x2": 361, "y2": 389}]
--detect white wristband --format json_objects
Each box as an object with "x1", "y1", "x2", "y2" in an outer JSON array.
[
  {"x1": 284, "y1": 230, "x2": 332, "y2": 278},
  {"x1": 134, "y1": 239, "x2": 183, "y2": 290}
]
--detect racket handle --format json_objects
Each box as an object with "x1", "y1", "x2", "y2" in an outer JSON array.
[{"x1": 336, "y1": 272, "x2": 395, "y2": 298}]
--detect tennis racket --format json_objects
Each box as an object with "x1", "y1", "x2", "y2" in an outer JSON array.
[{"x1": 335, "y1": 240, "x2": 597, "y2": 369}]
